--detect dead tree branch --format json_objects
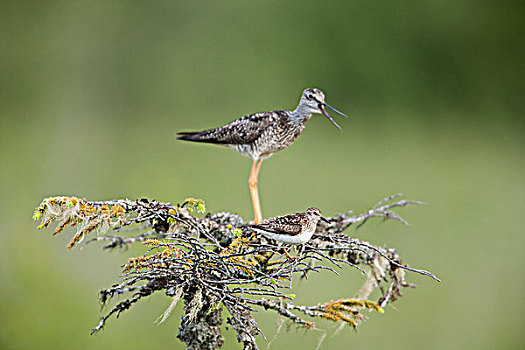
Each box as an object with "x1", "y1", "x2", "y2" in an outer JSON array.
[{"x1": 34, "y1": 194, "x2": 439, "y2": 349}]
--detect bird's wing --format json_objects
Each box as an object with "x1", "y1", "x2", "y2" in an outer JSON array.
[
  {"x1": 177, "y1": 111, "x2": 284, "y2": 145},
  {"x1": 249, "y1": 214, "x2": 304, "y2": 236}
]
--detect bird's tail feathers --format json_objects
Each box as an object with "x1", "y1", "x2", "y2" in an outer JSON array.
[
  {"x1": 176, "y1": 130, "x2": 232, "y2": 144},
  {"x1": 176, "y1": 131, "x2": 211, "y2": 142}
]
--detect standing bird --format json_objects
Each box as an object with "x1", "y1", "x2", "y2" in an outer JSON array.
[
  {"x1": 247, "y1": 207, "x2": 329, "y2": 259},
  {"x1": 177, "y1": 88, "x2": 347, "y2": 224}
]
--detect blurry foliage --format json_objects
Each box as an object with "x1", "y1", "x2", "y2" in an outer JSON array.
[{"x1": 1, "y1": 1, "x2": 524, "y2": 123}]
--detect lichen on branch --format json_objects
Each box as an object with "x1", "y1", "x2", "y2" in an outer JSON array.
[{"x1": 34, "y1": 194, "x2": 439, "y2": 350}]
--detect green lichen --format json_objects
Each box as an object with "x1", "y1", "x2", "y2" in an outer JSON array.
[
  {"x1": 184, "y1": 198, "x2": 206, "y2": 214},
  {"x1": 232, "y1": 228, "x2": 242, "y2": 237}
]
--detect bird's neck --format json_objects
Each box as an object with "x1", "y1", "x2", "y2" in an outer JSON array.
[{"x1": 290, "y1": 104, "x2": 312, "y2": 124}]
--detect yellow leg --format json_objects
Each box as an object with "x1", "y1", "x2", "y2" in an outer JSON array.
[
  {"x1": 249, "y1": 160, "x2": 263, "y2": 224},
  {"x1": 281, "y1": 247, "x2": 298, "y2": 261}
]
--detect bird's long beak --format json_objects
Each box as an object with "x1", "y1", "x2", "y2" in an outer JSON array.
[
  {"x1": 320, "y1": 216, "x2": 330, "y2": 223},
  {"x1": 319, "y1": 103, "x2": 347, "y2": 131}
]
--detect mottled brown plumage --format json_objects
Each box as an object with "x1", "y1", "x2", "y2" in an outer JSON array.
[
  {"x1": 178, "y1": 110, "x2": 306, "y2": 160},
  {"x1": 177, "y1": 89, "x2": 346, "y2": 161},
  {"x1": 248, "y1": 207, "x2": 328, "y2": 245}
]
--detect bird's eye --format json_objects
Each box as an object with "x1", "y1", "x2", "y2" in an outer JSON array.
[{"x1": 306, "y1": 94, "x2": 313, "y2": 100}]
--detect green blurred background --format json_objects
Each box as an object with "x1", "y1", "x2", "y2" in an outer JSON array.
[{"x1": 1, "y1": 1, "x2": 524, "y2": 349}]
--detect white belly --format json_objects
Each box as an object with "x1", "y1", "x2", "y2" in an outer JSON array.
[{"x1": 253, "y1": 227, "x2": 315, "y2": 245}]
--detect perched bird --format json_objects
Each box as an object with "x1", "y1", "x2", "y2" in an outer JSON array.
[
  {"x1": 247, "y1": 207, "x2": 329, "y2": 259},
  {"x1": 177, "y1": 88, "x2": 347, "y2": 224}
]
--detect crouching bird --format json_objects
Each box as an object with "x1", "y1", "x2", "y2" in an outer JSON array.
[{"x1": 247, "y1": 207, "x2": 329, "y2": 259}]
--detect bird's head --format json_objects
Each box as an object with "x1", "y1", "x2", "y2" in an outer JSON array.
[
  {"x1": 298, "y1": 88, "x2": 348, "y2": 131},
  {"x1": 305, "y1": 207, "x2": 330, "y2": 223}
]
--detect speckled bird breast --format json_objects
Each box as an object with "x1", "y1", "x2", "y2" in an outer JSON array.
[{"x1": 230, "y1": 117, "x2": 309, "y2": 161}]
